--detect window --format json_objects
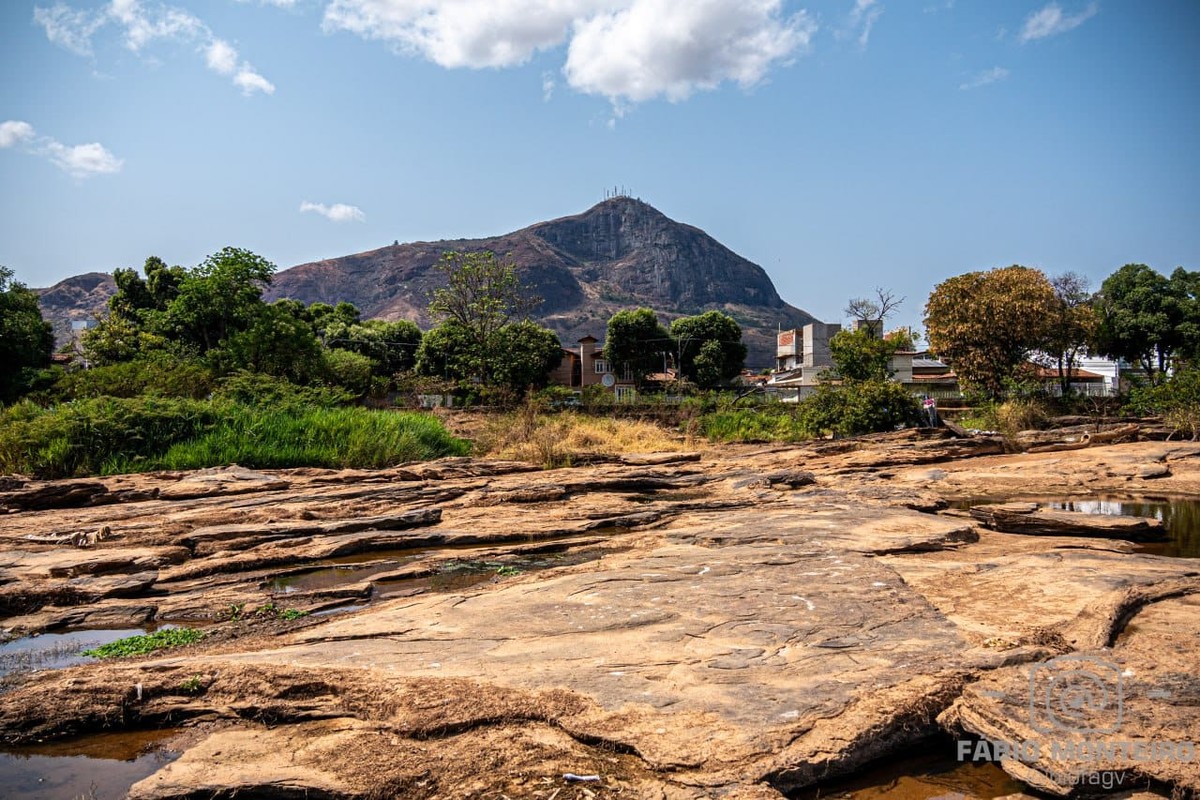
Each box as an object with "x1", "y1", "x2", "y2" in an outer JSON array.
[
  {"x1": 615, "y1": 386, "x2": 636, "y2": 402},
  {"x1": 594, "y1": 360, "x2": 609, "y2": 374}
]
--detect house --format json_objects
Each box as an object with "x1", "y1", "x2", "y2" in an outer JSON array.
[
  {"x1": 1029, "y1": 364, "x2": 1110, "y2": 397},
  {"x1": 768, "y1": 321, "x2": 919, "y2": 400},
  {"x1": 908, "y1": 355, "x2": 961, "y2": 399},
  {"x1": 548, "y1": 335, "x2": 637, "y2": 400}
]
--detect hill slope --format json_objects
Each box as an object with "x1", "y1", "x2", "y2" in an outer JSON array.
[
  {"x1": 267, "y1": 198, "x2": 814, "y2": 367},
  {"x1": 36, "y1": 199, "x2": 815, "y2": 368}
]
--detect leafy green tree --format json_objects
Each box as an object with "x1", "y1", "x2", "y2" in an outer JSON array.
[
  {"x1": 829, "y1": 328, "x2": 897, "y2": 382},
  {"x1": 429, "y1": 251, "x2": 537, "y2": 348},
  {"x1": 307, "y1": 301, "x2": 361, "y2": 335},
  {"x1": 0, "y1": 266, "x2": 55, "y2": 403},
  {"x1": 924, "y1": 265, "x2": 1057, "y2": 398},
  {"x1": 213, "y1": 301, "x2": 324, "y2": 383},
  {"x1": 414, "y1": 322, "x2": 479, "y2": 384},
  {"x1": 1042, "y1": 272, "x2": 1097, "y2": 395},
  {"x1": 324, "y1": 319, "x2": 422, "y2": 375},
  {"x1": 163, "y1": 247, "x2": 275, "y2": 353},
  {"x1": 670, "y1": 310, "x2": 746, "y2": 388},
  {"x1": 1092, "y1": 264, "x2": 1200, "y2": 381},
  {"x1": 491, "y1": 321, "x2": 563, "y2": 392},
  {"x1": 1169, "y1": 267, "x2": 1200, "y2": 367},
  {"x1": 604, "y1": 308, "x2": 672, "y2": 386},
  {"x1": 321, "y1": 348, "x2": 377, "y2": 396}
]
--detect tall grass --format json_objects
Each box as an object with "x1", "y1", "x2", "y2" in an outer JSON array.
[
  {"x1": 153, "y1": 406, "x2": 468, "y2": 470},
  {"x1": 0, "y1": 397, "x2": 468, "y2": 478},
  {"x1": 699, "y1": 408, "x2": 811, "y2": 443}
]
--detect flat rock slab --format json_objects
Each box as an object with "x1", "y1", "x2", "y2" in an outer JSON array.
[
  {"x1": 971, "y1": 503, "x2": 1166, "y2": 540},
  {"x1": 204, "y1": 508, "x2": 972, "y2": 777}
]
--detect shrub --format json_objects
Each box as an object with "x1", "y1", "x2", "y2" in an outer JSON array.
[
  {"x1": 53, "y1": 357, "x2": 214, "y2": 400},
  {"x1": 1126, "y1": 369, "x2": 1200, "y2": 440}
]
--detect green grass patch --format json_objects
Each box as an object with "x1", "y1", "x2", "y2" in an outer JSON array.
[
  {"x1": 83, "y1": 627, "x2": 206, "y2": 659},
  {"x1": 698, "y1": 408, "x2": 811, "y2": 443},
  {"x1": 0, "y1": 396, "x2": 469, "y2": 478}
]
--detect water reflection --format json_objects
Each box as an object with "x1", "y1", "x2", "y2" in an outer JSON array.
[{"x1": 0, "y1": 729, "x2": 179, "y2": 800}]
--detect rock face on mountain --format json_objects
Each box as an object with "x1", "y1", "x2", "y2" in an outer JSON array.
[
  {"x1": 35, "y1": 272, "x2": 117, "y2": 344},
  {"x1": 267, "y1": 198, "x2": 815, "y2": 367},
  {"x1": 34, "y1": 199, "x2": 814, "y2": 367}
]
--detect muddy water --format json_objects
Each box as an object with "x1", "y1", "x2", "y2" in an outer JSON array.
[
  {"x1": 0, "y1": 729, "x2": 179, "y2": 800},
  {"x1": 792, "y1": 742, "x2": 1026, "y2": 799}
]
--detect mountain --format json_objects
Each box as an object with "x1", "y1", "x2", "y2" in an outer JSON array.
[
  {"x1": 267, "y1": 198, "x2": 814, "y2": 367},
  {"x1": 35, "y1": 199, "x2": 815, "y2": 368},
  {"x1": 35, "y1": 272, "x2": 117, "y2": 345}
]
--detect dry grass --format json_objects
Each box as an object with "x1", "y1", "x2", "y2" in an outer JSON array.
[{"x1": 474, "y1": 406, "x2": 696, "y2": 467}]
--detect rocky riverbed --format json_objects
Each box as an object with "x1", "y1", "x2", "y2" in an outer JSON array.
[{"x1": 1, "y1": 430, "x2": 1198, "y2": 798}]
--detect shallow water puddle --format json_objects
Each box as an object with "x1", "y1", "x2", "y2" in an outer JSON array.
[
  {"x1": 0, "y1": 628, "x2": 149, "y2": 678},
  {"x1": 1043, "y1": 498, "x2": 1200, "y2": 558},
  {"x1": 956, "y1": 497, "x2": 1200, "y2": 558},
  {"x1": 791, "y1": 744, "x2": 1026, "y2": 799},
  {"x1": 0, "y1": 729, "x2": 179, "y2": 800}
]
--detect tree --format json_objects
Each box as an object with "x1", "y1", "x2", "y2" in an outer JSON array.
[
  {"x1": 845, "y1": 288, "x2": 903, "y2": 337},
  {"x1": 324, "y1": 319, "x2": 423, "y2": 375},
  {"x1": 884, "y1": 326, "x2": 921, "y2": 351},
  {"x1": 429, "y1": 251, "x2": 538, "y2": 348},
  {"x1": 1092, "y1": 264, "x2": 1192, "y2": 382},
  {"x1": 491, "y1": 321, "x2": 563, "y2": 392},
  {"x1": 414, "y1": 322, "x2": 478, "y2": 383},
  {"x1": 0, "y1": 266, "x2": 55, "y2": 403},
  {"x1": 924, "y1": 265, "x2": 1057, "y2": 398},
  {"x1": 1041, "y1": 272, "x2": 1097, "y2": 395},
  {"x1": 829, "y1": 328, "x2": 897, "y2": 382},
  {"x1": 214, "y1": 301, "x2": 325, "y2": 383},
  {"x1": 164, "y1": 247, "x2": 275, "y2": 353},
  {"x1": 604, "y1": 308, "x2": 672, "y2": 386},
  {"x1": 670, "y1": 311, "x2": 746, "y2": 388}
]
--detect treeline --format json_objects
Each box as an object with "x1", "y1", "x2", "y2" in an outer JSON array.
[
  {"x1": 924, "y1": 264, "x2": 1200, "y2": 397},
  {"x1": 924, "y1": 263, "x2": 1199, "y2": 438}
]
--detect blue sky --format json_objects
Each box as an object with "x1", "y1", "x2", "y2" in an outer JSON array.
[{"x1": 1, "y1": 0, "x2": 1197, "y2": 334}]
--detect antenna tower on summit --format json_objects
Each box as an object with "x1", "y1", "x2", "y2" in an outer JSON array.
[{"x1": 602, "y1": 185, "x2": 636, "y2": 201}]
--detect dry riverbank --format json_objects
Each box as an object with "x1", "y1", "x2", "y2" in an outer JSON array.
[{"x1": 1, "y1": 431, "x2": 1198, "y2": 798}]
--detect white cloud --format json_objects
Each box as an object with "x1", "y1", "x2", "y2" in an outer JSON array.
[
  {"x1": 205, "y1": 38, "x2": 239, "y2": 74},
  {"x1": 0, "y1": 120, "x2": 123, "y2": 178},
  {"x1": 1018, "y1": 2, "x2": 1098, "y2": 43},
  {"x1": 322, "y1": 0, "x2": 601, "y2": 69},
  {"x1": 300, "y1": 201, "x2": 366, "y2": 223},
  {"x1": 323, "y1": 0, "x2": 815, "y2": 105},
  {"x1": 32, "y1": 3, "x2": 106, "y2": 56},
  {"x1": 846, "y1": 0, "x2": 883, "y2": 47},
  {"x1": 234, "y1": 66, "x2": 276, "y2": 94},
  {"x1": 959, "y1": 66, "x2": 1009, "y2": 90},
  {"x1": 565, "y1": 0, "x2": 814, "y2": 103},
  {"x1": 0, "y1": 121, "x2": 37, "y2": 148},
  {"x1": 109, "y1": 0, "x2": 205, "y2": 52},
  {"x1": 42, "y1": 140, "x2": 124, "y2": 177},
  {"x1": 34, "y1": 1, "x2": 276, "y2": 95},
  {"x1": 542, "y1": 70, "x2": 556, "y2": 101}
]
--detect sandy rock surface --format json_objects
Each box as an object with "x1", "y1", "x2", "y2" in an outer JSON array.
[{"x1": 0, "y1": 434, "x2": 1198, "y2": 798}]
